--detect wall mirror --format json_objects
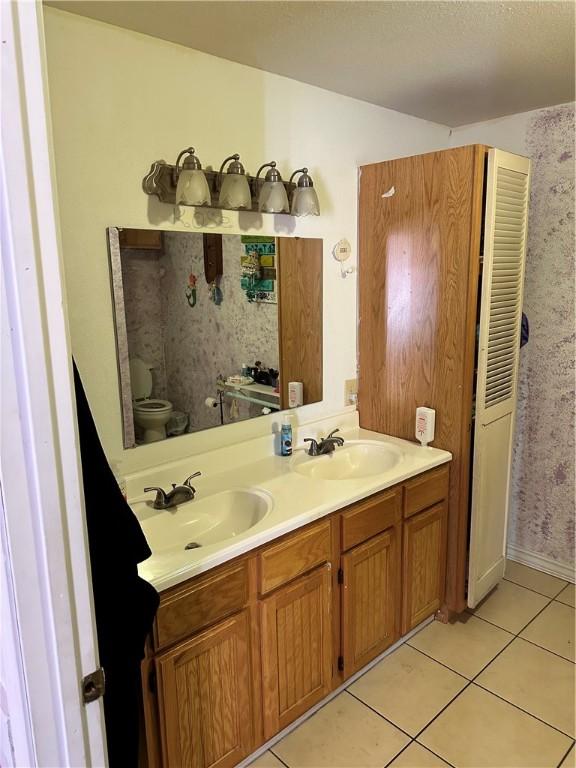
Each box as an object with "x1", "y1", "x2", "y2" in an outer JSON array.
[{"x1": 107, "y1": 228, "x2": 323, "y2": 448}]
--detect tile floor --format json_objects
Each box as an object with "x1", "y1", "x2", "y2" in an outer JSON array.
[{"x1": 251, "y1": 561, "x2": 575, "y2": 768}]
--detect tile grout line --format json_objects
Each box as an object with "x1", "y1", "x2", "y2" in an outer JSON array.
[
  {"x1": 502, "y1": 575, "x2": 569, "y2": 600},
  {"x1": 557, "y1": 739, "x2": 576, "y2": 768},
  {"x1": 343, "y1": 689, "x2": 458, "y2": 768},
  {"x1": 554, "y1": 597, "x2": 576, "y2": 609},
  {"x1": 267, "y1": 748, "x2": 290, "y2": 768},
  {"x1": 402, "y1": 638, "x2": 488, "y2": 683},
  {"x1": 469, "y1": 588, "x2": 556, "y2": 639},
  {"x1": 382, "y1": 737, "x2": 457, "y2": 768},
  {"x1": 344, "y1": 689, "x2": 414, "y2": 741},
  {"x1": 472, "y1": 680, "x2": 576, "y2": 740},
  {"x1": 516, "y1": 634, "x2": 576, "y2": 664}
]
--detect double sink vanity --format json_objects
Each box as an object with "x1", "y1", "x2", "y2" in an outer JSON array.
[{"x1": 131, "y1": 419, "x2": 451, "y2": 768}]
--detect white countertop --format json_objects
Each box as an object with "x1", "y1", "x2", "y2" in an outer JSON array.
[{"x1": 133, "y1": 426, "x2": 451, "y2": 593}]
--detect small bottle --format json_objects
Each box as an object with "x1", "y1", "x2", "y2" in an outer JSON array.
[{"x1": 280, "y1": 415, "x2": 293, "y2": 457}]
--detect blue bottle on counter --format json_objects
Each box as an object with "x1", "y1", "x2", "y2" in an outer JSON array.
[{"x1": 281, "y1": 415, "x2": 293, "y2": 456}]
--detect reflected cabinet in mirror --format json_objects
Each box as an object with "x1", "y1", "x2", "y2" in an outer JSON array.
[{"x1": 108, "y1": 228, "x2": 323, "y2": 448}]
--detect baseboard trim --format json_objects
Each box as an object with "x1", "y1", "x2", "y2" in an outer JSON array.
[{"x1": 507, "y1": 545, "x2": 575, "y2": 583}]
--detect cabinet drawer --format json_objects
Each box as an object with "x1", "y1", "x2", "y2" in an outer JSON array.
[
  {"x1": 404, "y1": 465, "x2": 449, "y2": 519},
  {"x1": 341, "y1": 487, "x2": 401, "y2": 551},
  {"x1": 259, "y1": 520, "x2": 331, "y2": 595},
  {"x1": 155, "y1": 560, "x2": 249, "y2": 651}
]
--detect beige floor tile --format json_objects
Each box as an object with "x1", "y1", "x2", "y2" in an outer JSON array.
[
  {"x1": 557, "y1": 583, "x2": 576, "y2": 608},
  {"x1": 408, "y1": 613, "x2": 513, "y2": 678},
  {"x1": 471, "y1": 579, "x2": 549, "y2": 633},
  {"x1": 505, "y1": 559, "x2": 568, "y2": 597},
  {"x1": 273, "y1": 691, "x2": 409, "y2": 768},
  {"x1": 249, "y1": 751, "x2": 286, "y2": 768},
  {"x1": 561, "y1": 744, "x2": 575, "y2": 767},
  {"x1": 389, "y1": 742, "x2": 450, "y2": 767},
  {"x1": 349, "y1": 644, "x2": 467, "y2": 735},
  {"x1": 476, "y1": 637, "x2": 575, "y2": 736},
  {"x1": 520, "y1": 600, "x2": 575, "y2": 661},
  {"x1": 419, "y1": 685, "x2": 572, "y2": 768}
]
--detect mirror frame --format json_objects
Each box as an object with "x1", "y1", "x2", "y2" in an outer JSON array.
[{"x1": 107, "y1": 226, "x2": 137, "y2": 447}]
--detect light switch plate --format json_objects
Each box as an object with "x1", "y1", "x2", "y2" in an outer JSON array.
[{"x1": 344, "y1": 378, "x2": 358, "y2": 406}]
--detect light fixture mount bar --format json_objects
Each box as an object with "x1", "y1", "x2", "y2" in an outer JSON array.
[{"x1": 143, "y1": 159, "x2": 300, "y2": 214}]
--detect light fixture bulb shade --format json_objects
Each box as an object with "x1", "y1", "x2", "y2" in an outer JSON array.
[
  {"x1": 219, "y1": 173, "x2": 252, "y2": 209},
  {"x1": 291, "y1": 186, "x2": 320, "y2": 216},
  {"x1": 259, "y1": 181, "x2": 289, "y2": 213},
  {"x1": 176, "y1": 169, "x2": 211, "y2": 206}
]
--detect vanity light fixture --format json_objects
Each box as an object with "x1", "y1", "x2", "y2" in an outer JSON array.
[
  {"x1": 289, "y1": 168, "x2": 320, "y2": 217},
  {"x1": 218, "y1": 154, "x2": 252, "y2": 210},
  {"x1": 142, "y1": 147, "x2": 321, "y2": 217},
  {"x1": 173, "y1": 147, "x2": 211, "y2": 206},
  {"x1": 256, "y1": 161, "x2": 290, "y2": 214}
]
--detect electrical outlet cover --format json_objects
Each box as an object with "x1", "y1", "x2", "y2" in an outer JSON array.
[{"x1": 344, "y1": 378, "x2": 358, "y2": 406}]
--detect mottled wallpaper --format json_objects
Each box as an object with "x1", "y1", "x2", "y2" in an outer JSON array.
[
  {"x1": 510, "y1": 104, "x2": 575, "y2": 568},
  {"x1": 162, "y1": 233, "x2": 279, "y2": 432}
]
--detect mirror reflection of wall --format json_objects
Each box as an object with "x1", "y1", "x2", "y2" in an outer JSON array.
[{"x1": 109, "y1": 229, "x2": 322, "y2": 447}]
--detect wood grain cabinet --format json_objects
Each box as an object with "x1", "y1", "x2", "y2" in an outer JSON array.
[
  {"x1": 402, "y1": 503, "x2": 447, "y2": 634},
  {"x1": 341, "y1": 526, "x2": 400, "y2": 677},
  {"x1": 359, "y1": 146, "x2": 531, "y2": 613},
  {"x1": 260, "y1": 564, "x2": 333, "y2": 739},
  {"x1": 143, "y1": 465, "x2": 450, "y2": 767},
  {"x1": 155, "y1": 611, "x2": 254, "y2": 768}
]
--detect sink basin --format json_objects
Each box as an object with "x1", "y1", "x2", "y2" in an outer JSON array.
[
  {"x1": 133, "y1": 488, "x2": 272, "y2": 553},
  {"x1": 291, "y1": 441, "x2": 404, "y2": 480}
]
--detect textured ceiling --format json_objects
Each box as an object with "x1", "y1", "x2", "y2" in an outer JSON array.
[{"x1": 45, "y1": 1, "x2": 575, "y2": 126}]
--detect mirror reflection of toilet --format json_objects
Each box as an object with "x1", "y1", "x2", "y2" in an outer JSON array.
[{"x1": 129, "y1": 357, "x2": 173, "y2": 443}]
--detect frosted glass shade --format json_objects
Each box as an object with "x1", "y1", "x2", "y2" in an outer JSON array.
[
  {"x1": 176, "y1": 169, "x2": 211, "y2": 206},
  {"x1": 259, "y1": 181, "x2": 289, "y2": 213},
  {"x1": 219, "y1": 173, "x2": 252, "y2": 209},
  {"x1": 291, "y1": 186, "x2": 320, "y2": 216}
]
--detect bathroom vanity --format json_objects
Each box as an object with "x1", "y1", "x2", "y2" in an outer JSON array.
[{"x1": 133, "y1": 424, "x2": 451, "y2": 768}]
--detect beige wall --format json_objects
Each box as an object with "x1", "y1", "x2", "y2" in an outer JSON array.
[{"x1": 43, "y1": 7, "x2": 450, "y2": 473}]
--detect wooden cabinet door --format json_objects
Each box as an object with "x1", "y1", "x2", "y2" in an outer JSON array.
[
  {"x1": 341, "y1": 527, "x2": 400, "y2": 678},
  {"x1": 155, "y1": 610, "x2": 253, "y2": 768},
  {"x1": 260, "y1": 564, "x2": 332, "y2": 739},
  {"x1": 402, "y1": 503, "x2": 448, "y2": 633}
]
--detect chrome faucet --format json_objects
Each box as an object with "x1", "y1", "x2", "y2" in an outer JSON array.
[
  {"x1": 304, "y1": 429, "x2": 345, "y2": 457},
  {"x1": 144, "y1": 472, "x2": 201, "y2": 510}
]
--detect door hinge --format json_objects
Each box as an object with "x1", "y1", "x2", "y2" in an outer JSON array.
[
  {"x1": 337, "y1": 655, "x2": 344, "y2": 672},
  {"x1": 337, "y1": 568, "x2": 344, "y2": 585},
  {"x1": 82, "y1": 667, "x2": 105, "y2": 704}
]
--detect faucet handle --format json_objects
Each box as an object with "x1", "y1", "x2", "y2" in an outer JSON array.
[
  {"x1": 144, "y1": 486, "x2": 165, "y2": 495},
  {"x1": 143, "y1": 486, "x2": 167, "y2": 508},
  {"x1": 326, "y1": 428, "x2": 345, "y2": 445},
  {"x1": 183, "y1": 471, "x2": 201, "y2": 489},
  {"x1": 304, "y1": 438, "x2": 319, "y2": 456}
]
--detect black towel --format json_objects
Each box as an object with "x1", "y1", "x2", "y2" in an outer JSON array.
[{"x1": 73, "y1": 361, "x2": 159, "y2": 767}]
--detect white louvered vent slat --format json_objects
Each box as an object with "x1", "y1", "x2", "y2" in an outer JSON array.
[{"x1": 483, "y1": 164, "x2": 529, "y2": 408}]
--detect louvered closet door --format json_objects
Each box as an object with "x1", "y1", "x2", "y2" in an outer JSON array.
[{"x1": 467, "y1": 149, "x2": 531, "y2": 608}]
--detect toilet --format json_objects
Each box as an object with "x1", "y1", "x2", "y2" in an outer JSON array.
[{"x1": 130, "y1": 357, "x2": 173, "y2": 443}]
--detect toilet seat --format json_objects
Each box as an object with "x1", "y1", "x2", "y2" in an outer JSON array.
[{"x1": 133, "y1": 398, "x2": 172, "y2": 413}]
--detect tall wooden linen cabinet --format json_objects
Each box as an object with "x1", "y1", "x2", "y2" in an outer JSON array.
[{"x1": 358, "y1": 145, "x2": 531, "y2": 613}]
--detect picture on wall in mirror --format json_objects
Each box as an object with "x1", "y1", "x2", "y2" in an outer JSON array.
[{"x1": 108, "y1": 228, "x2": 323, "y2": 448}]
